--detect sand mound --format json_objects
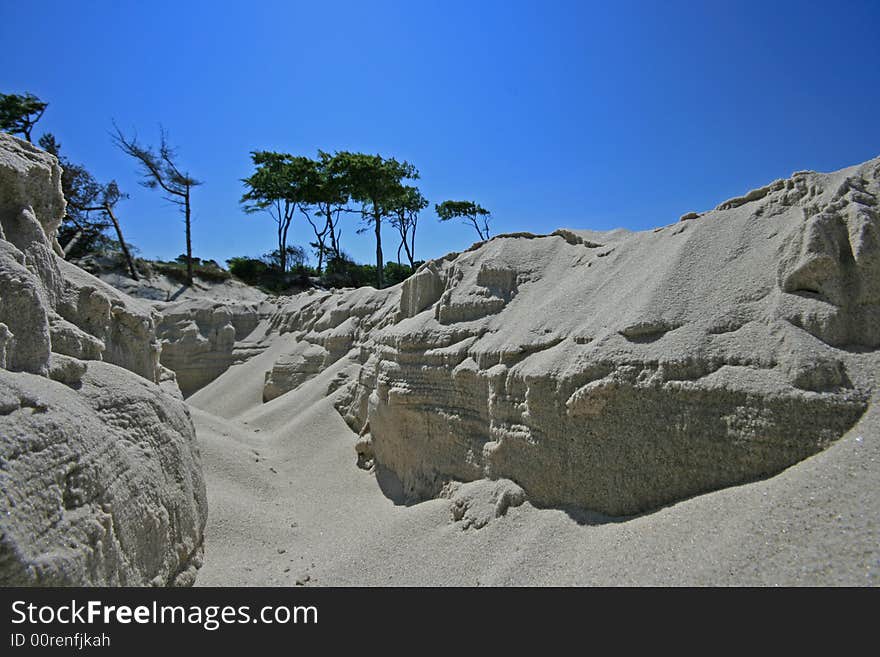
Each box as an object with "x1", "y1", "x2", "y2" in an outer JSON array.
[
  {"x1": 4, "y1": 130, "x2": 878, "y2": 586},
  {"x1": 167, "y1": 156, "x2": 880, "y2": 517}
]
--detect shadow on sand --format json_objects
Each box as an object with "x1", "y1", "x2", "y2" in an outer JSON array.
[
  {"x1": 166, "y1": 283, "x2": 190, "y2": 302},
  {"x1": 372, "y1": 464, "x2": 631, "y2": 525}
]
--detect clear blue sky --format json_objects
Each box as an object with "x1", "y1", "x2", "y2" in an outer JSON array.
[{"x1": 3, "y1": 0, "x2": 879, "y2": 267}]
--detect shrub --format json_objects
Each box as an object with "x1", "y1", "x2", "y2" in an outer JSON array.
[{"x1": 155, "y1": 258, "x2": 232, "y2": 284}]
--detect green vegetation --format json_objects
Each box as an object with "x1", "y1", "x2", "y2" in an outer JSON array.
[
  {"x1": 241, "y1": 150, "x2": 422, "y2": 289},
  {"x1": 226, "y1": 250, "x2": 422, "y2": 293},
  {"x1": 436, "y1": 200, "x2": 492, "y2": 241},
  {"x1": 112, "y1": 125, "x2": 201, "y2": 286},
  {"x1": 1, "y1": 90, "x2": 499, "y2": 296},
  {"x1": 153, "y1": 256, "x2": 231, "y2": 285},
  {"x1": 0, "y1": 92, "x2": 47, "y2": 142},
  {"x1": 390, "y1": 186, "x2": 428, "y2": 269},
  {"x1": 329, "y1": 152, "x2": 419, "y2": 289},
  {"x1": 241, "y1": 152, "x2": 315, "y2": 275},
  {"x1": 38, "y1": 133, "x2": 139, "y2": 278}
]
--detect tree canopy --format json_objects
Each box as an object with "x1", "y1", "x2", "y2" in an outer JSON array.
[
  {"x1": 330, "y1": 152, "x2": 419, "y2": 288},
  {"x1": 39, "y1": 133, "x2": 138, "y2": 278},
  {"x1": 0, "y1": 92, "x2": 48, "y2": 142},
  {"x1": 112, "y1": 125, "x2": 201, "y2": 285},
  {"x1": 389, "y1": 185, "x2": 428, "y2": 269},
  {"x1": 435, "y1": 200, "x2": 492, "y2": 241},
  {"x1": 241, "y1": 151, "x2": 316, "y2": 274},
  {"x1": 302, "y1": 150, "x2": 351, "y2": 272}
]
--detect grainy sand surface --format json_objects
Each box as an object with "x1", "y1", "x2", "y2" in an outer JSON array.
[{"x1": 192, "y1": 351, "x2": 879, "y2": 586}]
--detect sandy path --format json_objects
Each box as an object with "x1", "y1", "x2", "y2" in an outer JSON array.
[{"x1": 191, "y1": 351, "x2": 879, "y2": 586}]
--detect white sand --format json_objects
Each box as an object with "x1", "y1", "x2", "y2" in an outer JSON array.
[
  {"x1": 182, "y1": 158, "x2": 880, "y2": 586},
  {"x1": 192, "y1": 347, "x2": 878, "y2": 586}
]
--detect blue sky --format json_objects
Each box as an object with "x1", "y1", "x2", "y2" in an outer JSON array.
[{"x1": 3, "y1": 0, "x2": 879, "y2": 267}]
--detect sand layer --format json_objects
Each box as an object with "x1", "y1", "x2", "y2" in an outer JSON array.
[{"x1": 192, "y1": 339, "x2": 878, "y2": 586}]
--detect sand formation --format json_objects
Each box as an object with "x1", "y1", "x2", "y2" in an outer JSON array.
[
  {"x1": 0, "y1": 134, "x2": 206, "y2": 585},
  {"x1": 1, "y1": 131, "x2": 878, "y2": 585},
  {"x1": 167, "y1": 156, "x2": 879, "y2": 516}
]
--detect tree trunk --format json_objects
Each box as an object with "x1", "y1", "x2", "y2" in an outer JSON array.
[
  {"x1": 328, "y1": 205, "x2": 340, "y2": 258},
  {"x1": 281, "y1": 215, "x2": 291, "y2": 274},
  {"x1": 409, "y1": 220, "x2": 416, "y2": 268},
  {"x1": 62, "y1": 229, "x2": 83, "y2": 258},
  {"x1": 470, "y1": 215, "x2": 487, "y2": 241},
  {"x1": 277, "y1": 219, "x2": 285, "y2": 274},
  {"x1": 374, "y1": 204, "x2": 383, "y2": 289},
  {"x1": 184, "y1": 188, "x2": 193, "y2": 285},
  {"x1": 401, "y1": 233, "x2": 415, "y2": 269},
  {"x1": 106, "y1": 205, "x2": 139, "y2": 280}
]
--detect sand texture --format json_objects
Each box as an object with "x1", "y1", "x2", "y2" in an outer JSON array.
[
  {"x1": 187, "y1": 157, "x2": 879, "y2": 585},
  {"x1": 0, "y1": 134, "x2": 206, "y2": 585},
  {"x1": 2, "y1": 130, "x2": 878, "y2": 586}
]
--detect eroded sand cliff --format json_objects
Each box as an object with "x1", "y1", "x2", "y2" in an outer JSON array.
[
  {"x1": 0, "y1": 134, "x2": 206, "y2": 585},
  {"x1": 3, "y1": 131, "x2": 877, "y2": 586},
  {"x1": 165, "y1": 156, "x2": 880, "y2": 517}
]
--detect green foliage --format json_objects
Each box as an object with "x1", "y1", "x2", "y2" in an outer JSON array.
[
  {"x1": 303, "y1": 150, "x2": 351, "y2": 271},
  {"x1": 112, "y1": 124, "x2": 201, "y2": 284},
  {"x1": 262, "y1": 245, "x2": 308, "y2": 271},
  {"x1": 37, "y1": 132, "x2": 61, "y2": 155},
  {"x1": 323, "y1": 256, "x2": 419, "y2": 288},
  {"x1": 38, "y1": 132, "x2": 136, "y2": 278},
  {"x1": 327, "y1": 151, "x2": 419, "y2": 288},
  {"x1": 112, "y1": 125, "x2": 201, "y2": 198},
  {"x1": 435, "y1": 199, "x2": 492, "y2": 240},
  {"x1": 309, "y1": 151, "x2": 350, "y2": 209},
  {"x1": 226, "y1": 256, "x2": 271, "y2": 284},
  {"x1": 0, "y1": 92, "x2": 48, "y2": 142},
  {"x1": 226, "y1": 248, "x2": 421, "y2": 292},
  {"x1": 226, "y1": 249, "x2": 315, "y2": 293},
  {"x1": 322, "y1": 253, "x2": 376, "y2": 288},
  {"x1": 241, "y1": 151, "x2": 318, "y2": 273},
  {"x1": 240, "y1": 149, "x2": 423, "y2": 287},
  {"x1": 389, "y1": 185, "x2": 428, "y2": 267},
  {"x1": 384, "y1": 260, "x2": 422, "y2": 286},
  {"x1": 241, "y1": 152, "x2": 316, "y2": 213},
  {"x1": 154, "y1": 259, "x2": 232, "y2": 284},
  {"x1": 328, "y1": 152, "x2": 419, "y2": 213},
  {"x1": 57, "y1": 222, "x2": 115, "y2": 259}
]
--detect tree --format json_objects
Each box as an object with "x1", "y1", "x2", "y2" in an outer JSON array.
[
  {"x1": 435, "y1": 200, "x2": 492, "y2": 241},
  {"x1": 389, "y1": 185, "x2": 428, "y2": 269},
  {"x1": 0, "y1": 92, "x2": 48, "y2": 142},
  {"x1": 262, "y1": 245, "x2": 307, "y2": 271},
  {"x1": 112, "y1": 125, "x2": 201, "y2": 285},
  {"x1": 71, "y1": 179, "x2": 139, "y2": 280},
  {"x1": 37, "y1": 132, "x2": 61, "y2": 156},
  {"x1": 41, "y1": 134, "x2": 111, "y2": 257},
  {"x1": 240, "y1": 151, "x2": 314, "y2": 274},
  {"x1": 302, "y1": 150, "x2": 352, "y2": 272},
  {"x1": 38, "y1": 133, "x2": 137, "y2": 275},
  {"x1": 330, "y1": 152, "x2": 418, "y2": 288}
]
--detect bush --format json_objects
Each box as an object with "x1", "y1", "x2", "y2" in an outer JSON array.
[
  {"x1": 154, "y1": 258, "x2": 232, "y2": 284},
  {"x1": 384, "y1": 261, "x2": 423, "y2": 286},
  {"x1": 323, "y1": 254, "x2": 376, "y2": 288},
  {"x1": 226, "y1": 256, "x2": 270, "y2": 285},
  {"x1": 194, "y1": 262, "x2": 232, "y2": 283},
  {"x1": 227, "y1": 249, "x2": 421, "y2": 293},
  {"x1": 226, "y1": 256, "x2": 315, "y2": 293}
]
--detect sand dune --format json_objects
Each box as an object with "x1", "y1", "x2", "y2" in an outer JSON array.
[
  {"x1": 192, "y1": 340, "x2": 878, "y2": 585},
  {"x1": 2, "y1": 130, "x2": 877, "y2": 586}
]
